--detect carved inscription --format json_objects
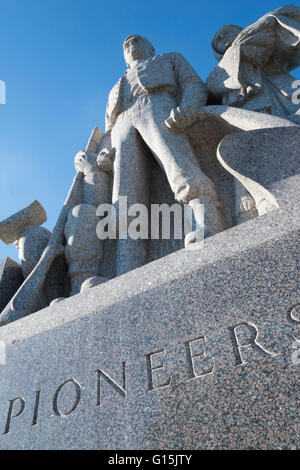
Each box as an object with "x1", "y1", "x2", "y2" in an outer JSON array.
[
  {"x1": 147, "y1": 349, "x2": 172, "y2": 391},
  {"x1": 96, "y1": 362, "x2": 126, "y2": 407},
  {"x1": 228, "y1": 322, "x2": 279, "y2": 366},
  {"x1": 4, "y1": 397, "x2": 26, "y2": 435},
  {"x1": 2, "y1": 310, "x2": 296, "y2": 436},
  {"x1": 32, "y1": 390, "x2": 41, "y2": 426},
  {"x1": 186, "y1": 336, "x2": 215, "y2": 379},
  {"x1": 289, "y1": 303, "x2": 300, "y2": 323},
  {"x1": 53, "y1": 379, "x2": 82, "y2": 417}
]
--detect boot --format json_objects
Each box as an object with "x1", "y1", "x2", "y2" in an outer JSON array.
[{"x1": 185, "y1": 196, "x2": 226, "y2": 247}]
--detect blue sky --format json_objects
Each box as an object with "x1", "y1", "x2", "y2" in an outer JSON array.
[{"x1": 0, "y1": 0, "x2": 299, "y2": 261}]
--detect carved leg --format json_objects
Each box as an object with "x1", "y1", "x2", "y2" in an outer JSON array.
[
  {"x1": 64, "y1": 204, "x2": 104, "y2": 295},
  {"x1": 136, "y1": 96, "x2": 226, "y2": 247},
  {"x1": 184, "y1": 195, "x2": 225, "y2": 247},
  {"x1": 112, "y1": 117, "x2": 151, "y2": 277}
]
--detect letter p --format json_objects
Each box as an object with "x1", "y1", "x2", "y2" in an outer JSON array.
[{"x1": 4, "y1": 397, "x2": 25, "y2": 435}]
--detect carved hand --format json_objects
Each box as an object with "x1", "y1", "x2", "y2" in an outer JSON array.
[
  {"x1": 225, "y1": 84, "x2": 262, "y2": 107},
  {"x1": 240, "y1": 195, "x2": 256, "y2": 213},
  {"x1": 165, "y1": 106, "x2": 198, "y2": 130},
  {"x1": 244, "y1": 84, "x2": 263, "y2": 99}
]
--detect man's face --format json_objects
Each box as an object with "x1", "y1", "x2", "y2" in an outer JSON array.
[
  {"x1": 74, "y1": 150, "x2": 95, "y2": 173},
  {"x1": 213, "y1": 26, "x2": 242, "y2": 57},
  {"x1": 215, "y1": 31, "x2": 234, "y2": 54},
  {"x1": 123, "y1": 36, "x2": 152, "y2": 67}
]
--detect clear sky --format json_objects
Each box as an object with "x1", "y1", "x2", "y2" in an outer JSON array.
[{"x1": 0, "y1": 0, "x2": 299, "y2": 262}]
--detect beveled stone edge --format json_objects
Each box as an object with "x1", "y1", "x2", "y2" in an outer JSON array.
[{"x1": 0, "y1": 200, "x2": 299, "y2": 348}]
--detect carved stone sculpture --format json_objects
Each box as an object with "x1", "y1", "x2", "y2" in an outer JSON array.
[
  {"x1": 101, "y1": 34, "x2": 225, "y2": 275},
  {"x1": 217, "y1": 126, "x2": 300, "y2": 215},
  {"x1": 0, "y1": 201, "x2": 68, "y2": 311},
  {"x1": 0, "y1": 258, "x2": 23, "y2": 313},
  {"x1": 0, "y1": 128, "x2": 106, "y2": 324},
  {"x1": 0, "y1": 200, "x2": 47, "y2": 245},
  {"x1": 206, "y1": 5, "x2": 300, "y2": 223},
  {"x1": 64, "y1": 148, "x2": 110, "y2": 295},
  {"x1": 0, "y1": 10, "x2": 299, "y2": 328},
  {"x1": 0, "y1": 200, "x2": 48, "y2": 284},
  {"x1": 207, "y1": 5, "x2": 300, "y2": 120}
]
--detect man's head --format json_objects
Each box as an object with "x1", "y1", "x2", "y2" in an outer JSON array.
[
  {"x1": 211, "y1": 25, "x2": 243, "y2": 61},
  {"x1": 123, "y1": 35, "x2": 155, "y2": 67},
  {"x1": 74, "y1": 150, "x2": 97, "y2": 174}
]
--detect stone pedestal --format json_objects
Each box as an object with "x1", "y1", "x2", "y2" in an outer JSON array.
[{"x1": 0, "y1": 201, "x2": 299, "y2": 450}]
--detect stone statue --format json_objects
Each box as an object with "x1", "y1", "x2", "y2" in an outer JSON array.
[
  {"x1": 207, "y1": 5, "x2": 300, "y2": 121},
  {"x1": 0, "y1": 128, "x2": 109, "y2": 324},
  {"x1": 100, "y1": 34, "x2": 225, "y2": 275},
  {"x1": 64, "y1": 142, "x2": 112, "y2": 295},
  {"x1": 1, "y1": 11, "x2": 299, "y2": 328},
  {"x1": 0, "y1": 200, "x2": 69, "y2": 311},
  {"x1": 206, "y1": 5, "x2": 300, "y2": 223}
]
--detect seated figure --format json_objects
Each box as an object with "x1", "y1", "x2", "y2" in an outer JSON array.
[
  {"x1": 206, "y1": 5, "x2": 300, "y2": 223},
  {"x1": 207, "y1": 5, "x2": 300, "y2": 122}
]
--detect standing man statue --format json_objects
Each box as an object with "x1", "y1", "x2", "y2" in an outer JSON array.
[{"x1": 100, "y1": 35, "x2": 225, "y2": 275}]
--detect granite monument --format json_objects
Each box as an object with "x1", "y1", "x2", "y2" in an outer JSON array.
[{"x1": 0, "y1": 4, "x2": 299, "y2": 450}]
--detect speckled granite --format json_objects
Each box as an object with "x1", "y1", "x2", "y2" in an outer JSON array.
[
  {"x1": 0, "y1": 200, "x2": 299, "y2": 450},
  {"x1": 0, "y1": 258, "x2": 24, "y2": 313},
  {"x1": 217, "y1": 127, "x2": 300, "y2": 213}
]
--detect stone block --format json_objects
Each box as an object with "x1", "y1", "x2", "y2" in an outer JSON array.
[
  {"x1": 0, "y1": 258, "x2": 24, "y2": 313},
  {"x1": 0, "y1": 202, "x2": 299, "y2": 449}
]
